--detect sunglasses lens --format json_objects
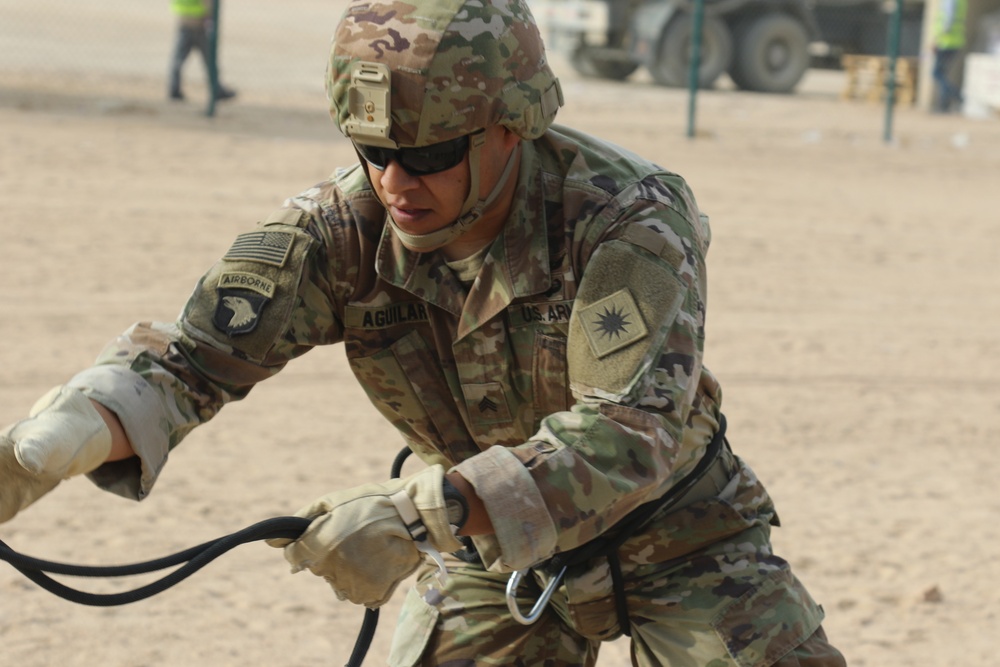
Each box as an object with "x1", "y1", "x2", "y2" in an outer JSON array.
[
  {"x1": 354, "y1": 143, "x2": 393, "y2": 171},
  {"x1": 399, "y1": 136, "x2": 469, "y2": 176},
  {"x1": 354, "y1": 135, "x2": 471, "y2": 176}
]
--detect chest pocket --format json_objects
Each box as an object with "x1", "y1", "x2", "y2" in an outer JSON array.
[
  {"x1": 346, "y1": 327, "x2": 474, "y2": 465},
  {"x1": 503, "y1": 299, "x2": 575, "y2": 435},
  {"x1": 533, "y1": 332, "x2": 572, "y2": 416}
]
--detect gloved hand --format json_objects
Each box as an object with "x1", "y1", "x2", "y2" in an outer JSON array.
[
  {"x1": 268, "y1": 464, "x2": 463, "y2": 608},
  {"x1": 0, "y1": 386, "x2": 112, "y2": 523}
]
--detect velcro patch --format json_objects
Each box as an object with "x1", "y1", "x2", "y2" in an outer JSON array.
[
  {"x1": 213, "y1": 289, "x2": 270, "y2": 335},
  {"x1": 507, "y1": 300, "x2": 574, "y2": 329},
  {"x1": 578, "y1": 289, "x2": 648, "y2": 359},
  {"x1": 223, "y1": 231, "x2": 294, "y2": 267},
  {"x1": 184, "y1": 225, "x2": 314, "y2": 361},
  {"x1": 344, "y1": 303, "x2": 430, "y2": 329},
  {"x1": 461, "y1": 382, "x2": 513, "y2": 427},
  {"x1": 568, "y1": 240, "x2": 685, "y2": 402},
  {"x1": 262, "y1": 207, "x2": 306, "y2": 227},
  {"x1": 217, "y1": 272, "x2": 276, "y2": 298}
]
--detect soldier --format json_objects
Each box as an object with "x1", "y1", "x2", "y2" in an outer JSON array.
[{"x1": 0, "y1": 0, "x2": 845, "y2": 664}]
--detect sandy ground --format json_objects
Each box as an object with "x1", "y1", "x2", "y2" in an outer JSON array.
[{"x1": 2, "y1": 2, "x2": 1000, "y2": 666}]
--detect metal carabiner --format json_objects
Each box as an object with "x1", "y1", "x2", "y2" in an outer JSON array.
[
  {"x1": 414, "y1": 540, "x2": 449, "y2": 586},
  {"x1": 505, "y1": 565, "x2": 567, "y2": 625}
]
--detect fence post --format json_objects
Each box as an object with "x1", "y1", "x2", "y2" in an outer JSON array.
[
  {"x1": 883, "y1": 0, "x2": 904, "y2": 143},
  {"x1": 206, "y1": 0, "x2": 221, "y2": 118},
  {"x1": 686, "y1": 0, "x2": 705, "y2": 138}
]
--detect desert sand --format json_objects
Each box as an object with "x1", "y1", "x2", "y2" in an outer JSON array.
[{"x1": 1, "y1": 2, "x2": 999, "y2": 665}]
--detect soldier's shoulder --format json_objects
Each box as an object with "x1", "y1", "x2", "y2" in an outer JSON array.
[
  {"x1": 279, "y1": 163, "x2": 385, "y2": 234},
  {"x1": 538, "y1": 125, "x2": 687, "y2": 200}
]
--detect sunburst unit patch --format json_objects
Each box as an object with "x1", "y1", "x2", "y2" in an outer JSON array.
[{"x1": 579, "y1": 289, "x2": 648, "y2": 359}]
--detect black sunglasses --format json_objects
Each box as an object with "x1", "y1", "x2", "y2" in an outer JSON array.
[{"x1": 354, "y1": 133, "x2": 473, "y2": 177}]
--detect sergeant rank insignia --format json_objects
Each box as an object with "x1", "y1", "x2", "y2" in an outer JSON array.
[
  {"x1": 579, "y1": 288, "x2": 648, "y2": 359},
  {"x1": 213, "y1": 272, "x2": 276, "y2": 335}
]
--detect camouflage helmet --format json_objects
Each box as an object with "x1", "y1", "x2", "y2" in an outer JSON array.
[{"x1": 327, "y1": 0, "x2": 564, "y2": 149}]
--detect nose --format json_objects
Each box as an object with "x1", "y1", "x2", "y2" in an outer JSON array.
[{"x1": 377, "y1": 159, "x2": 421, "y2": 194}]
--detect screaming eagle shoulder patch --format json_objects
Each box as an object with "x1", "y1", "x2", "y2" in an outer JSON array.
[{"x1": 213, "y1": 272, "x2": 276, "y2": 335}]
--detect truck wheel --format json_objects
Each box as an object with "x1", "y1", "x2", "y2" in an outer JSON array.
[
  {"x1": 570, "y1": 46, "x2": 640, "y2": 81},
  {"x1": 649, "y1": 15, "x2": 733, "y2": 89},
  {"x1": 728, "y1": 13, "x2": 809, "y2": 93}
]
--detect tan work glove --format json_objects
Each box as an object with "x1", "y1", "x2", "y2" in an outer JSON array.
[
  {"x1": 268, "y1": 464, "x2": 463, "y2": 608},
  {"x1": 0, "y1": 386, "x2": 112, "y2": 523}
]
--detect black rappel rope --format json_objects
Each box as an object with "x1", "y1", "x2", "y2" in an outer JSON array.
[
  {"x1": 0, "y1": 447, "x2": 414, "y2": 666},
  {"x1": 0, "y1": 516, "x2": 310, "y2": 605}
]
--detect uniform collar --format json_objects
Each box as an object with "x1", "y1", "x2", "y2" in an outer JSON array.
[{"x1": 375, "y1": 140, "x2": 553, "y2": 336}]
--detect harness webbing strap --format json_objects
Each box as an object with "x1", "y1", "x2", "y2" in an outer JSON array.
[
  {"x1": 546, "y1": 414, "x2": 729, "y2": 636},
  {"x1": 606, "y1": 550, "x2": 631, "y2": 636}
]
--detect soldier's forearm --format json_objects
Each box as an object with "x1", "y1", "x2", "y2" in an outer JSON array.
[
  {"x1": 446, "y1": 471, "x2": 493, "y2": 536},
  {"x1": 91, "y1": 401, "x2": 136, "y2": 462}
]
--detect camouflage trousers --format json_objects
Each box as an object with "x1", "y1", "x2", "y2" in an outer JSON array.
[
  {"x1": 388, "y1": 457, "x2": 846, "y2": 667},
  {"x1": 388, "y1": 527, "x2": 844, "y2": 667}
]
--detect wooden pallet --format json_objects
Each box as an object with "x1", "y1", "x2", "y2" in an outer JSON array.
[{"x1": 841, "y1": 55, "x2": 919, "y2": 105}]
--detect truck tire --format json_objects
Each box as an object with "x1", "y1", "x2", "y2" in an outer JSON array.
[
  {"x1": 728, "y1": 13, "x2": 810, "y2": 93},
  {"x1": 570, "y1": 46, "x2": 640, "y2": 81},
  {"x1": 649, "y1": 15, "x2": 733, "y2": 89}
]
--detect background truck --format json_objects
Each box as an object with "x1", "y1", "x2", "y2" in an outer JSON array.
[{"x1": 531, "y1": 0, "x2": 925, "y2": 93}]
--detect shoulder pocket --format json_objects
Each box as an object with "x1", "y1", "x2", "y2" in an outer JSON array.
[
  {"x1": 183, "y1": 226, "x2": 315, "y2": 363},
  {"x1": 568, "y1": 240, "x2": 685, "y2": 403},
  {"x1": 347, "y1": 329, "x2": 472, "y2": 464}
]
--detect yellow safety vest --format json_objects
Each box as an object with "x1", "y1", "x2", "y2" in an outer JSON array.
[
  {"x1": 934, "y1": 0, "x2": 967, "y2": 50},
  {"x1": 171, "y1": 0, "x2": 208, "y2": 19}
]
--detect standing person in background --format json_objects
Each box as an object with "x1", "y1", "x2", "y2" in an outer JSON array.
[
  {"x1": 932, "y1": 0, "x2": 968, "y2": 113},
  {"x1": 168, "y1": 0, "x2": 236, "y2": 102}
]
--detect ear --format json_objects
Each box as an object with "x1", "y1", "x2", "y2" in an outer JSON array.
[{"x1": 500, "y1": 126, "x2": 521, "y2": 152}]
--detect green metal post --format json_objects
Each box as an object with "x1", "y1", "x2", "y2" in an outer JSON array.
[
  {"x1": 686, "y1": 0, "x2": 705, "y2": 138},
  {"x1": 206, "y1": 0, "x2": 221, "y2": 118},
  {"x1": 883, "y1": 0, "x2": 903, "y2": 143}
]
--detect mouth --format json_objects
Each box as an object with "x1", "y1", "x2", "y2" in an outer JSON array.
[{"x1": 389, "y1": 204, "x2": 432, "y2": 226}]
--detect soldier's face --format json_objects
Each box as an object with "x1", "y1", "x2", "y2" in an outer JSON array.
[{"x1": 365, "y1": 126, "x2": 518, "y2": 249}]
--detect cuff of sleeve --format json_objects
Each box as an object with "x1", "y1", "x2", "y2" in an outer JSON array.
[
  {"x1": 67, "y1": 365, "x2": 170, "y2": 501},
  {"x1": 452, "y1": 446, "x2": 557, "y2": 572}
]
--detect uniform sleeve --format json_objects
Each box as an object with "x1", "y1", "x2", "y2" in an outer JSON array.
[
  {"x1": 455, "y1": 173, "x2": 722, "y2": 572},
  {"x1": 78, "y1": 198, "x2": 357, "y2": 500}
]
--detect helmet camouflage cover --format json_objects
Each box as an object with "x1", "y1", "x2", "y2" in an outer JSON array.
[{"x1": 327, "y1": 0, "x2": 563, "y2": 148}]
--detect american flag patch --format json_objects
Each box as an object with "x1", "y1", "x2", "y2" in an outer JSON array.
[{"x1": 223, "y1": 231, "x2": 294, "y2": 267}]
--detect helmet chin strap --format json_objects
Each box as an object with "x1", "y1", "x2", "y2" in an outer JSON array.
[{"x1": 388, "y1": 136, "x2": 520, "y2": 251}]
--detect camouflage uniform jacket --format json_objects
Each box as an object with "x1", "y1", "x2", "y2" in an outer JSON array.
[{"x1": 76, "y1": 124, "x2": 774, "y2": 574}]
